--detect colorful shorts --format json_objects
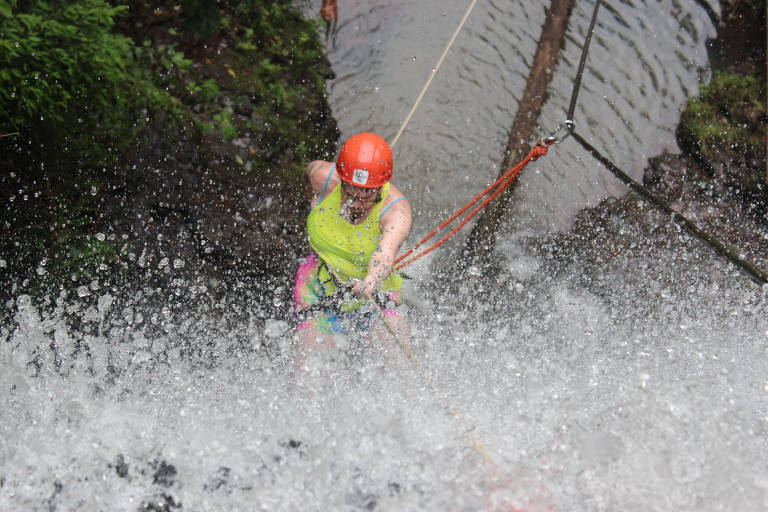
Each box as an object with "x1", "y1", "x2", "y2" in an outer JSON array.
[{"x1": 293, "y1": 253, "x2": 400, "y2": 335}]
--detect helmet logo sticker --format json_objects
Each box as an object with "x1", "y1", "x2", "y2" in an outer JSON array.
[{"x1": 352, "y1": 169, "x2": 369, "y2": 185}]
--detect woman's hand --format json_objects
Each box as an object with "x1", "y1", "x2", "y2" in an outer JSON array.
[{"x1": 351, "y1": 278, "x2": 376, "y2": 299}]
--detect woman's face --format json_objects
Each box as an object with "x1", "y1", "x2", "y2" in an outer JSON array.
[{"x1": 340, "y1": 182, "x2": 382, "y2": 221}]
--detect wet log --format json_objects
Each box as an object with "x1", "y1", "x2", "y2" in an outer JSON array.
[{"x1": 460, "y1": 0, "x2": 575, "y2": 266}]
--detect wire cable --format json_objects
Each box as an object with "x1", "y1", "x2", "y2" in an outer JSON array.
[{"x1": 566, "y1": 0, "x2": 602, "y2": 121}]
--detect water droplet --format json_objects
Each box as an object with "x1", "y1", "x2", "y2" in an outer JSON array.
[
  {"x1": 90, "y1": 186, "x2": 97, "y2": 195},
  {"x1": 96, "y1": 233, "x2": 105, "y2": 241},
  {"x1": 173, "y1": 258, "x2": 185, "y2": 269},
  {"x1": 77, "y1": 286, "x2": 90, "y2": 297}
]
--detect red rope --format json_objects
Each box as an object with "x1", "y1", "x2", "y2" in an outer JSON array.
[{"x1": 394, "y1": 141, "x2": 553, "y2": 270}]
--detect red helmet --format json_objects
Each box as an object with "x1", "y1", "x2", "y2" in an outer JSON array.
[{"x1": 336, "y1": 132, "x2": 393, "y2": 188}]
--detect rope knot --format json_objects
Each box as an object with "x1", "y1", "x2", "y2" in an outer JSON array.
[{"x1": 530, "y1": 141, "x2": 551, "y2": 160}]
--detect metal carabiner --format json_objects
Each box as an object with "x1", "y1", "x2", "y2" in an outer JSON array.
[{"x1": 544, "y1": 119, "x2": 575, "y2": 144}]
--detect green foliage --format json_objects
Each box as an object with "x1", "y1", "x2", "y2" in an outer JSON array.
[
  {"x1": 120, "y1": 0, "x2": 333, "y2": 164},
  {"x1": 1, "y1": 0, "x2": 337, "y2": 304},
  {"x1": 0, "y1": 0, "x2": 135, "y2": 139},
  {"x1": 0, "y1": 0, "x2": 14, "y2": 18},
  {"x1": 0, "y1": 0, "x2": 164, "y2": 299},
  {"x1": 680, "y1": 72, "x2": 766, "y2": 158},
  {"x1": 213, "y1": 109, "x2": 237, "y2": 140},
  {"x1": 228, "y1": 1, "x2": 332, "y2": 162},
  {"x1": 186, "y1": 78, "x2": 221, "y2": 103},
  {"x1": 678, "y1": 72, "x2": 767, "y2": 203},
  {"x1": 35, "y1": 217, "x2": 122, "y2": 294}
]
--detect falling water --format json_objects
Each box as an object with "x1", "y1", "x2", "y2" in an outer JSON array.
[{"x1": 3, "y1": 1, "x2": 768, "y2": 511}]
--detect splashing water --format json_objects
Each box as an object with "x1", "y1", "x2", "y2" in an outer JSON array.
[
  {"x1": 4, "y1": 1, "x2": 768, "y2": 511},
  {"x1": 2, "y1": 245, "x2": 767, "y2": 511}
]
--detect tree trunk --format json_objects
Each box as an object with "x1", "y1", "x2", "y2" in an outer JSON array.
[{"x1": 459, "y1": 0, "x2": 575, "y2": 266}]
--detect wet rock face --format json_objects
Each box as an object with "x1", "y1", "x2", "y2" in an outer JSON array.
[
  {"x1": 524, "y1": 147, "x2": 768, "y2": 311},
  {"x1": 706, "y1": 0, "x2": 767, "y2": 78},
  {"x1": 541, "y1": 0, "x2": 767, "y2": 293},
  {"x1": 103, "y1": 10, "x2": 340, "y2": 289},
  {"x1": 679, "y1": 0, "x2": 767, "y2": 216},
  {"x1": 676, "y1": 73, "x2": 767, "y2": 215}
]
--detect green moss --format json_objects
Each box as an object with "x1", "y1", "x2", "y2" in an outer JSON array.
[{"x1": 681, "y1": 73, "x2": 765, "y2": 152}]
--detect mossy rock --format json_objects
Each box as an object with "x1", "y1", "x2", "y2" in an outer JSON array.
[{"x1": 677, "y1": 72, "x2": 766, "y2": 205}]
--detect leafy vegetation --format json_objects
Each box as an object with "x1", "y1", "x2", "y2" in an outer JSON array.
[
  {"x1": 680, "y1": 73, "x2": 765, "y2": 152},
  {"x1": 1, "y1": 0, "x2": 337, "y2": 304},
  {"x1": 678, "y1": 72, "x2": 766, "y2": 201}
]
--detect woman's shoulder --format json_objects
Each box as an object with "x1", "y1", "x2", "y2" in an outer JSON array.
[
  {"x1": 384, "y1": 182, "x2": 407, "y2": 206},
  {"x1": 307, "y1": 160, "x2": 339, "y2": 195},
  {"x1": 379, "y1": 182, "x2": 412, "y2": 220}
]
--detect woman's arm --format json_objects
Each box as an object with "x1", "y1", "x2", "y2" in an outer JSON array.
[{"x1": 355, "y1": 197, "x2": 413, "y2": 295}]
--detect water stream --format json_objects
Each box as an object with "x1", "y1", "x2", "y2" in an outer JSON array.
[{"x1": 325, "y1": 0, "x2": 715, "y2": 232}]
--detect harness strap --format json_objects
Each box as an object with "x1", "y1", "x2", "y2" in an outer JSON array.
[
  {"x1": 379, "y1": 197, "x2": 407, "y2": 221},
  {"x1": 318, "y1": 163, "x2": 335, "y2": 203},
  {"x1": 314, "y1": 258, "x2": 392, "y2": 312}
]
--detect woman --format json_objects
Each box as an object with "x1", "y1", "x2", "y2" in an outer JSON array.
[{"x1": 293, "y1": 132, "x2": 412, "y2": 367}]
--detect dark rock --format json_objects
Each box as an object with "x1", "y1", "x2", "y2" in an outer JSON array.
[
  {"x1": 676, "y1": 0, "x2": 767, "y2": 221},
  {"x1": 140, "y1": 493, "x2": 181, "y2": 512},
  {"x1": 706, "y1": 0, "x2": 766, "y2": 79},
  {"x1": 152, "y1": 460, "x2": 178, "y2": 487},
  {"x1": 115, "y1": 454, "x2": 130, "y2": 479},
  {"x1": 203, "y1": 467, "x2": 231, "y2": 492}
]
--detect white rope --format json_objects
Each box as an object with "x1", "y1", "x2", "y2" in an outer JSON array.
[{"x1": 389, "y1": 0, "x2": 481, "y2": 149}]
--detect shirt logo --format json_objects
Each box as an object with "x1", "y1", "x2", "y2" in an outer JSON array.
[{"x1": 352, "y1": 169, "x2": 369, "y2": 185}]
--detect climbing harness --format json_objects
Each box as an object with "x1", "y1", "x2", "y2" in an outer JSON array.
[{"x1": 324, "y1": 266, "x2": 414, "y2": 359}]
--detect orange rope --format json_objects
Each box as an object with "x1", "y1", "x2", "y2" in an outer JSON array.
[{"x1": 394, "y1": 141, "x2": 553, "y2": 270}]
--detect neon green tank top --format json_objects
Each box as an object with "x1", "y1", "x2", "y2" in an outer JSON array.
[{"x1": 307, "y1": 182, "x2": 403, "y2": 294}]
